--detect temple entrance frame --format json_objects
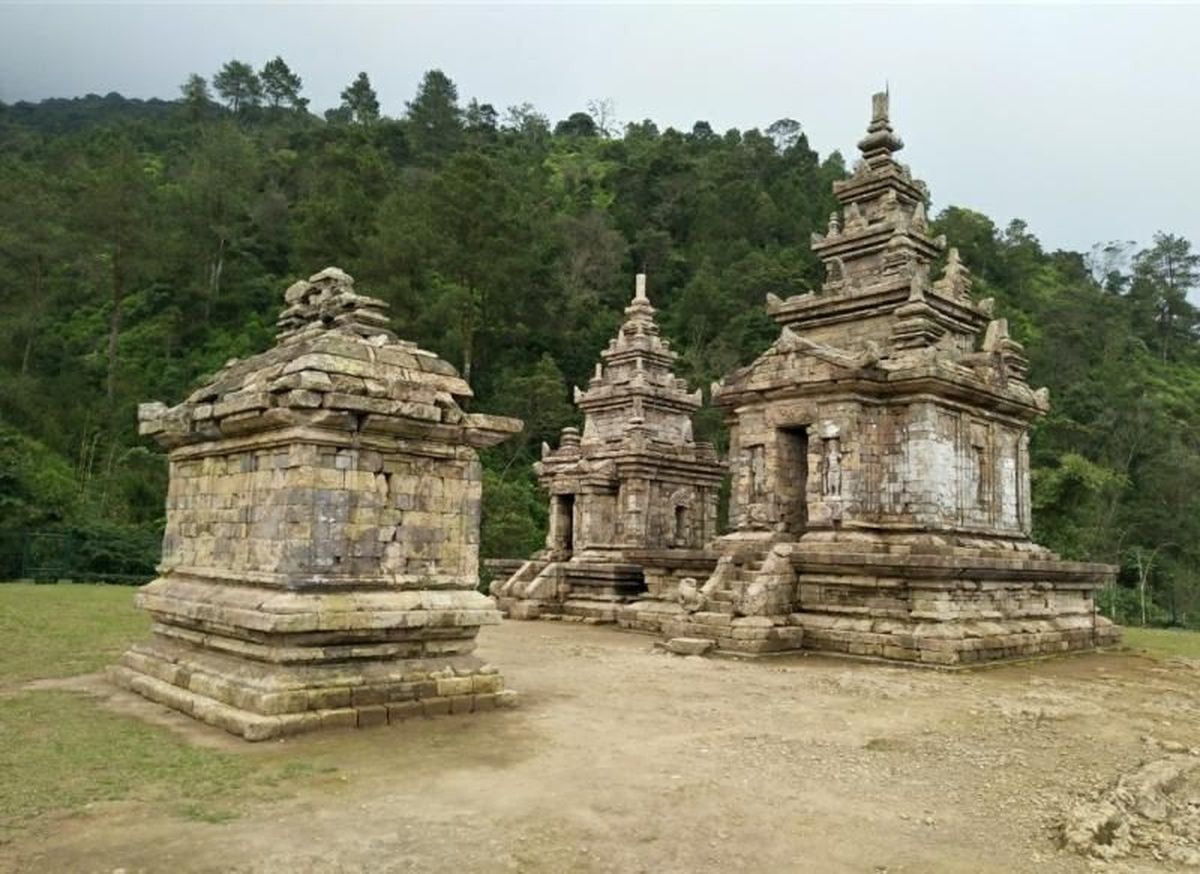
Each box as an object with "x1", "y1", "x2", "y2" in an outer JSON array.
[
  {"x1": 552, "y1": 494, "x2": 576, "y2": 554},
  {"x1": 777, "y1": 426, "x2": 810, "y2": 535}
]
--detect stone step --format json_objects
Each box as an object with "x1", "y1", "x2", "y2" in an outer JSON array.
[{"x1": 665, "y1": 637, "x2": 714, "y2": 656}]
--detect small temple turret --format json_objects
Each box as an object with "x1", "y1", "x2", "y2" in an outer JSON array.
[{"x1": 492, "y1": 273, "x2": 724, "y2": 622}]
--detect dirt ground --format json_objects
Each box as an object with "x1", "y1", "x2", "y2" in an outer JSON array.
[{"x1": 4, "y1": 620, "x2": 1200, "y2": 874}]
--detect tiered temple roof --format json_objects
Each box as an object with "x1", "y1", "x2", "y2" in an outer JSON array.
[
  {"x1": 569, "y1": 274, "x2": 703, "y2": 448},
  {"x1": 720, "y1": 92, "x2": 1040, "y2": 415}
]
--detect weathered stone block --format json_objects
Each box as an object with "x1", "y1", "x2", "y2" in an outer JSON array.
[{"x1": 666, "y1": 637, "x2": 714, "y2": 656}]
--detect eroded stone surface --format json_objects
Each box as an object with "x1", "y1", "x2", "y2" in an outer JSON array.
[
  {"x1": 492, "y1": 273, "x2": 724, "y2": 623},
  {"x1": 111, "y1": 268, "x2": 522, "y2": 739}
]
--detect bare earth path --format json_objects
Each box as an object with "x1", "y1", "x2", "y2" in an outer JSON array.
[{"x1": 4, "y1": 621, "x2": 1199, "y2": 874}]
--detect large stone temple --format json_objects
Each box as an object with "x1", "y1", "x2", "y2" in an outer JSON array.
[
  {"x1": 111, "y1": 268, "x2": 522, "y2": 739},
  {"x1": 492, "y1": 274, "x2": 724, "y2": 622},
  {"x1": 623, "y1": 93, "x2": 1119, "y2": 663}
]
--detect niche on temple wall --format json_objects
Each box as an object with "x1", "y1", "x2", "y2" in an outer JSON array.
[
  {"x1": 818, "y1": 422, "x2": 846, "y2": 524},
  {"x1": 668, "y1": 487, "x2": 694, "y2": 547},
  {"x1": 968, "y1": 421, "x2": 993, "y2": 526},
  {"x1": 740, "y1": 443, "x2": 769, "y2": 529}
]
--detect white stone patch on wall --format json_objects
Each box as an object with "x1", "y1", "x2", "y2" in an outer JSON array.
[
  {"x1": 925, "y1": 432, "x2": 961, "y2": 521},
  {"x1": 998, "y1": 429, "x2": 1020, "y2": 530}
]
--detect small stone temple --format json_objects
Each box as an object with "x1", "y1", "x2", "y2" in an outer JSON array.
[
  {"x1": 492, "y1": 274, "x2": 724, "y2": 622},
  {"x1": 110, "y1": 268, "x2": 522, "y2": 739},
  {"x1": 625, "y1": 93, "x2": 1119, "y2": 663}
]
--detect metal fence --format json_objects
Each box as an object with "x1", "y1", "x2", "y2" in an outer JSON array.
[{"x1": 0, "y1": 529, "x2": 159, "y2": 584}]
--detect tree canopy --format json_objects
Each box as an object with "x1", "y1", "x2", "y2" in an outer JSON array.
[{"x1": 0, "y1": 61, "x2": 1197, "y2": 627}]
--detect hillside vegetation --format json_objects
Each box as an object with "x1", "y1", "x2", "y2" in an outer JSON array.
[{"x1": 1, "y1": 61, "x2": 1197, "y2": 626}]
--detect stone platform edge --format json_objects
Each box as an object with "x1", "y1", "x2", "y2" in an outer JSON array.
[{"x1": 109, "y1": 664, "x2": 517, "y2": 741}]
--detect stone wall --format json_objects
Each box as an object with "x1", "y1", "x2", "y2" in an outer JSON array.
[{"x1": 163, "y1": 439, "x2": 480, "y2": 585}]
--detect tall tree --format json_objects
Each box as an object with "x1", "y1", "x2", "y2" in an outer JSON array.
[
  {"x1": 76, "y1": 137, "x2": 153, "y2": 407},
  {"x1": 179, "y1": 73, "x2": 212, "y2": 122},
  {"x1": 212, "y1": 60, "x2": 262, "y2": 113},
  {"x1": 405, "y1": 69, "x2": 463, "y2": 159},
  {"x1": 180, "y1": 123, "x2": 259, "y2": 323},
  {"x1": 339, "y1": 72, "x2": 380, "y2": 125},
  {"x1": 1129, "y1": 233, "x2": 1200, "y2": 362},
  {"x1": 0, "y1": 162, "x2": 68, "y2": 377},
  {"x1": 259, "y1": 56, "x2": 305, "y2": 111}
]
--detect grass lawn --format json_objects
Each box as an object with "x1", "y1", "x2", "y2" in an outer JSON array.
[
  {"x1": 0, "y1": 582, "x2": 150, "y2": 687},
  {"x1": 1121, "y1": 625, "x2": 1200, "y2": 659},
  {"x1": 0, "y1": 583, "x2": 326, "y2": 839}
]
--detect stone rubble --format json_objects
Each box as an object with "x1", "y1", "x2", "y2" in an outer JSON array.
[
  {"x1": 110, "y1": 267, "x2": 522, "y2": 740},
  {"x1": 1062, "y1": 755, "x2": 1200, "y2": 865}
]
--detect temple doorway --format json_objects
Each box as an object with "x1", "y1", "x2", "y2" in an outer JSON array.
[
  {"x1": 554, "y1": 494, "x2": 576, "y2": 553},
  {"x1": 778, "y1": 427, "x2": 809, "y2": 534}
]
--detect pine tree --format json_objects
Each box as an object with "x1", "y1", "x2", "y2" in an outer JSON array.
[
  {"x1": 405, "y1": 69, "x2": 463, "y2": 159},
  {"x1": 212, "y1": 60, "x2": 262, "y2": 113},
  {"x1": 259, "y1": 56, "x2": 305, "y2": 111},
  {"x1": 339, "y1": 72, "x2": 380, "y2": 125}
]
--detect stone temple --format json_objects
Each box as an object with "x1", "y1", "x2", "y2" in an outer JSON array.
[
  {"x1": 110, "y1": 268, "x2": 522, "y2": 739},
  {"x1": 623, "y1": 93, "x2": 1120, "y2": 663},
  {"x1": 492, "y1": 274, "x2": 724, "y2": 622}
]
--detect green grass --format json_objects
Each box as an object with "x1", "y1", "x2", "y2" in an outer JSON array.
[
  {"x1": 0, "y1": 690, "x2": 253, "y2": 832},
  {"x1": 0, "y1": 584, "x2": 330, "y2": 837},
  {"x1": 0, "y1": 583, "x2": 150, "y2": 686},
  {"x1": 1121, "y1": 625, "x2": 1200, "y2": 659}
]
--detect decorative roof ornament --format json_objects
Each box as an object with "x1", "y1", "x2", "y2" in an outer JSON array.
[
  {"x1": 933, "y1": 247, "x2": 973, "y2": 301},
  {"x1": 857, "y1": 90, "x2": 905, "y2": 167}
]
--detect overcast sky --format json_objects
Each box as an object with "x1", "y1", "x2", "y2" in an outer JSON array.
[{"x1": 2, "y1": 3, "x2": 1198, "y2": 260}]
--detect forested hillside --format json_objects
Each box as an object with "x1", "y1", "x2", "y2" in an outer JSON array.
[{"x1": 1, "y1": 61, "x2": 1197, "y2": 626}]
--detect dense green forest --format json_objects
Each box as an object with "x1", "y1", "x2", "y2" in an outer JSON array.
[{"x1": 1, "y1": 61, "x2": 1197, "y2": 626}]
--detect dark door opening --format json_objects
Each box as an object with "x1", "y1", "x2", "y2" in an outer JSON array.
[
  {"x1": 555, "y1": 494, "x2": 576, "y2": 553},
  {"x1": 778, "y1": 427, "x2": 809, "y2": 534}
]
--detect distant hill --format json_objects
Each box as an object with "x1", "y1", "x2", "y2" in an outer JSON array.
[{"x1": 0, "y1": 92, "x2": 181, "y2": 134}]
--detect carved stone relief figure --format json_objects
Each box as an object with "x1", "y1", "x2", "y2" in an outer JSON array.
[
  {"x1": 820, "y1": 436, "x2": 843, "y2": 497},
  {"x1": 748, "y1": 445, "x2": 767, "y2": 501}
]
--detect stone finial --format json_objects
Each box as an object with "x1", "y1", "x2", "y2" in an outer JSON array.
[
  {"x1": 911, "y1": 201, "x2": 928, "y2": 232},
  {"x1": 275, "y1": 267, "x2": 394, "y2": 343},
  {"x1": 858, "y1": 90, "x2": 904, "y2": 162},
  {"x1": 872, "y1": 90, "x2": 889, "y2": 123},
  {"x1": 635, "y1": 272, "x2": 648, "y2": 302},
  {"x1": 933, "y1": 247, "x2": 973, "y2": 300},
  {"x1": 982, "y1": 318, "x2": 1009, "y2": 353}
]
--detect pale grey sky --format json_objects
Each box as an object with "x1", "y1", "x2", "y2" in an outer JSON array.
[{"x1": 2, "y1": 3, "x2": 1197, "y2": 259}]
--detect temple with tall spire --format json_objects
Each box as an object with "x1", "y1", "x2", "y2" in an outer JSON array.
[
  {"x1": 491, "y1": 273, "x2": 724, "y2": 622},
  {"x1": 628, "y1": 92, "x2": 1118, "y2": 662}
]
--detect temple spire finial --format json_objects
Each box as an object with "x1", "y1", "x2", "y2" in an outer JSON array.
[
  {"x1": 859, "y1": 89, "x2": 903, "y2": 162},
  {"x1": 635, "y1": 272, "x2": 648, "y2": 302},
  {"x1": 872, "y1": 90, "x2": 889, "y2": 124}
]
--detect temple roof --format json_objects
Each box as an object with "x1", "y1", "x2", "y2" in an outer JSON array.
[
  {"x1": 766, "y1": 92, "x2": 993, "y2": 347},
  {"x1": 713, "y1": 92, "x2": 1045, "y2": 418},
  {"x1": 138, "y1": 268, "x2": 521, "y2": 450},
  {"x1": 571, "y1": 273, "x2": 703, "y2": 443}
]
